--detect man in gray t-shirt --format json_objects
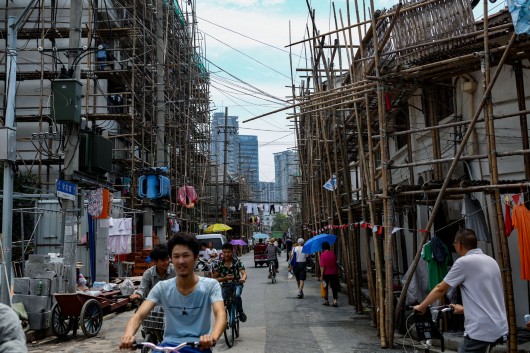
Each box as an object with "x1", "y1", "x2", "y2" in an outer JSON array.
[
  {"x1": 0, "y1": 303, "x2": 27, "y2": 353},
  {"x1": 414, "y1": 228, "x2": 508, "y2": 353}
]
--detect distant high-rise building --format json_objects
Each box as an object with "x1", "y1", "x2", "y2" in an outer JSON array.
[
  {"x1": 258, "y1": 181, "x2": 279, "y2": 203},
  {"x1": 274, "y1": 150, "x2": 300, "y2": 203},
  {"x1": 210, "y1": 112, "x2": 239, "y2": 180},
  {"x1": 238, "y1": 135, "x2": 259, "y2": 200}
]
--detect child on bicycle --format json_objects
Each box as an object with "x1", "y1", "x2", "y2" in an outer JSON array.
[{"x1": 120, "y1": 233, "x2": 225, "y2": 352}]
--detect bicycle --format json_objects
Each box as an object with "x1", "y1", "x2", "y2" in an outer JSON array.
[
  {"x1": 268, "y1": 260, "x2": 277, "y2": 283},
  {"x1": 222, "y1": 283, "x2": 240, "y2": 348},
  {"x1": 141, "y1": 307, "x2": 165, "y2": 353},
  {"x1": 410, "y1": 305, "x2": 453, "y2": 352},
  {"x1": 133, "y1": 341, "x2": 201, "y2": 353}
]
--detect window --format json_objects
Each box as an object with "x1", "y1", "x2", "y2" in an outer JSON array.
[{"x1": 422, "y1": 79, "x2": 454, "y2": 126}]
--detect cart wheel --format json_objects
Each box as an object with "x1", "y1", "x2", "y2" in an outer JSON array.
[
  {"x1": 80, "y1": 299, "x2": 103, "y2": 337},
  {"x1": 51, "y1": 303, "x2": 72, "y2": 339}
]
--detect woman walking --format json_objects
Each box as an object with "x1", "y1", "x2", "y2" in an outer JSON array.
[{"x1": 319, "y1": 241, "x2": 339, "y2": 307}]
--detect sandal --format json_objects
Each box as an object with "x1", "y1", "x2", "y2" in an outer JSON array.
[
  {"x1": 323, "y1": 301, "x2": 330, "y2": 306},
  {"x1": 332, "y1": 303, "x2": 338, "y2": 307}
]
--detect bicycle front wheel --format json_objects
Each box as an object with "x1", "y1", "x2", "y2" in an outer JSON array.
[
  {"x1": 235, "y1": 313, "x2": 240, "y2": 338},
  {"x1": 224, "y1": 306, "x2": 234, "y2": 348}
]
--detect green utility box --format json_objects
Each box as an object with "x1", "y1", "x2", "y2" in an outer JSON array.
[
  {"x1": 51, "y1": 79, "x2": 83, "y2": 124},
  {"x1": 79, "y1": 133, "x2": 113, "y2": 175}
]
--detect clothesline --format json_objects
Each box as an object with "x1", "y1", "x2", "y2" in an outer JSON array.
[{"x1": 303, "y1": 193, "x2": 525, "y2": 237}]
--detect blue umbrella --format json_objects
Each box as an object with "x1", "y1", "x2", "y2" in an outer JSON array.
[
  {"x1": 252, "y1": 233, "x2": 270, "y2": 239},
  {"x1": 302, "y1": 233, "x2": 337, "y2": 254}
]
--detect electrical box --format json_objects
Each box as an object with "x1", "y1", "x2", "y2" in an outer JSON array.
[
  {"x1": 79, "y1": 133, "x2": 113, "y2": 175},
  {"x1": 0, "y1": 127, "x2": 16, "y2": 161},
  {"x1": 51, "y1": 79, "x2": 83, "y2": 124}
]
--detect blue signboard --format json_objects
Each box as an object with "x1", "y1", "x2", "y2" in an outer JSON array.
[{"x1": 56, "y1": 179, "x2": 77, "y2": 201}]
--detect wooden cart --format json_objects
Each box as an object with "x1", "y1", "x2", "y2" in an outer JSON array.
[{"x1": 51, "y1": 291, "x2": 128, "y2": 338}]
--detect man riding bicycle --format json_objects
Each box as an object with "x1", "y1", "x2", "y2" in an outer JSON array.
[
  {"x1": 130, "y1": 244, "x2": 176, "y2": 301},
  {"x1": 266, "y1": 238, "x2": 280, "y2": 278},
  {"x1": 212, "y1": 243, "x2": 248, "y2": 322},
  {"x1": 120, "y1": 233, "x2": 225, "y2": 352}
]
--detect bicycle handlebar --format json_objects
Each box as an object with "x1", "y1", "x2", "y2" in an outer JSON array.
[
  {"x1": 132, "y1": 341, "x2": 200, "y2": 352},
  {"x1": 408, "y1": 304, "x2": 455, "y2": 313}
]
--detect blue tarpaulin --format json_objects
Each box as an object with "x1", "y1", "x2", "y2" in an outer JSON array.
[{"x1": 509, "y1": 0, "x2": 530, "y2": 34}]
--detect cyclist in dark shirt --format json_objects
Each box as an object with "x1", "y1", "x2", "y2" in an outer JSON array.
[{"x1": 212, "y1": 243, "x2": 248, "y2": 322}]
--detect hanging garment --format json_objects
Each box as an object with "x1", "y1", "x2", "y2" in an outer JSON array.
[
  {"x1": 246, "y1": 203, "x2": 252, "y2": 214},
  {"x1": 511, "y1": 204, "x2": 530, "y2": 280},
  {"x1": 421, "y1": 241, "x2": 449, "y2": 291},
  {"x1": 108, "y1": 218, "x2": 132, "y2": 254},
  {"x1": 505, "y1": 200, "x2": 513, "y2": 236},
  {"x1": 89, "y1": 188, "x2": 111, "y2": 220},
  {"x1": 108, "y1": 218, "x2": 132, "y2": 236},
  {"x1": 185, "y1": 186, "x2": 198, "y2": 207},
  {"x1": 402, "y1": 257, "x2": 430, "y2": 306},
  {"x1": 108, "y1": 235, "x2": 131, "y2": 254},
  {"x1": 171, "y1": 220, "x2": 180, "y2": 233},
  {"x1": 461, "y1": 197, "x2": 492, "y2": 242},
  {"x1": 87, "y1": 188, "x2": 103, "y2": 217},
  {"x1": 177, "y1": 186, "x2": 198, "y2": 208},
  {"x1": 430, "y1": 234, "x2": 449, "y2": 264},
  {"x1": 177, "y1": 186, "x2": 187, "y2": 205}
]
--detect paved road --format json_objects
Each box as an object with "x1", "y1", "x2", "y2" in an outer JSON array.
[{"x1": 28, "y1": 252, "x2": 411, "y2": 353}]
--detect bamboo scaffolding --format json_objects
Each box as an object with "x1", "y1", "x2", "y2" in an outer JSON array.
[
  {"x1": 394, "y1": 31, "x2": 517, "y2": 332},
  {"x1": 291, "y1": 1, "x2": 529, "y2": 348},
  {"x1": 378, "y1": 149, "x2": 530, "y2": 170},
  {"x1": 373, "y1": 109, "x2": 530, "y2": 138},
  {"x1": 288, "y1": 0, "x2": 453, "y2": 48}
]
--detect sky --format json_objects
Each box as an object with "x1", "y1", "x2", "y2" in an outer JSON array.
[
  {"x1": 194, "y1": 0, "x2": 496, "y2": 182},
  {"x1": 195, "y1": 0, "x2": 354, "y2": 182}
]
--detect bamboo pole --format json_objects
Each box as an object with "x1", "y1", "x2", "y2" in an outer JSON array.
[
  {"x1": 353, "y1": 0, "x2": 379, "y2": 328},
  {"x1": 394, "y1": 31, "x2": 518, "y2": 327},
  {"x1": 364, "y1": 3, "x2": 402, "y2": 75},
  {"x1": 337, "y1": 2, "x2": 363, "y2": 311},
  {"x1": 369, "y1": 0, "x2": 394, "y2": 345},
  {"x1": 244, "y1": 82, "x2": 377, "y2": 124},
  {"x1": 481, "y1": 4, "x2": 516, "y2": 350}
]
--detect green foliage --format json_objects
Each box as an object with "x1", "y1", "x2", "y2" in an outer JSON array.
[{"x1": 271, "y1": 213, "x2": 290, "y2": 232}]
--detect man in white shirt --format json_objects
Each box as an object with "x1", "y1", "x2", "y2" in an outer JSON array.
[
  {"x1": 206, "y1": 242, "x2": 218, "y2": 263},
  {"x1": 413, "y1": 228, "x2": 508, "y2": 353}
]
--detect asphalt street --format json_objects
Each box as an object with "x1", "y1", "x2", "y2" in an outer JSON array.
[{"x1": 28, "y1": 251, "x2": 414, "y2": 353}]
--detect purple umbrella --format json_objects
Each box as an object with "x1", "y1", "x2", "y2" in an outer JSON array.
[{"x1": 230, "y1": 239, "x2": 247, "y2": 246}]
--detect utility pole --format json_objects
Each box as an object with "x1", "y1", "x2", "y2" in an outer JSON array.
[
  {"x1": 222, "y1": 107, "x2": 228, "y2": 224},
  {"x1": 61, "y1": 0, "x2": 83, "y2": 293},
  {"x1": 1, "y1": 0, "x2": 41, "y2": 305},
  {"x1": 153, "y1": 0, "x2": 166, "y2": 244}
]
